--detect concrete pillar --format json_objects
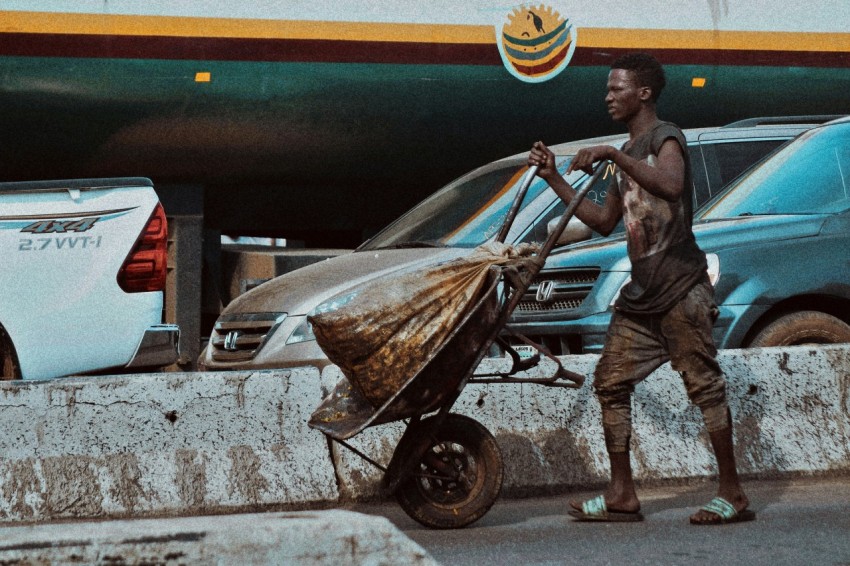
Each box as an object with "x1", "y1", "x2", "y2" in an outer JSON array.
[{"x1": 158, "y1": 185, "x2": 204, "y2": 371}]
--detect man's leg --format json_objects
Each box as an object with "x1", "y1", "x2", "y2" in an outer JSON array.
[
  {"x1": 571, "y1": 311, "x2": 666, "y2": 515},
  {"x1": 602, "y1": 452, "x2": 640, "y2": 513},
  {"x1": 690, "y1": 409, "x2": 749, "y2": 523},
  {"x1": 662, "y1": 281, "x2": 751, "y2": 522}
]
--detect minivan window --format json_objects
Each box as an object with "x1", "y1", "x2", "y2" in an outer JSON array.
[
  {"x1": 693, "y1": 140, "x2": 787, "y2": 208},
  {"x1": 518, "y1": 165, "x2": 616, "y2": 244},
  {"x1": 698, "y1": 124, "x2": 850, "y2": 219},
  {"x1": 360, "y1": 158, "x2": 572, "y2": 250}
]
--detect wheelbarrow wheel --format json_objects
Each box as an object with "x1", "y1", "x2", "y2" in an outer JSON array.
[{"x1": 395, "y1": 413, "x2": 503, "y2": 529}]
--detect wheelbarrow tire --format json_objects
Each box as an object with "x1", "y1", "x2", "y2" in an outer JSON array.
[{"x1": 395, "y1": 413, "x2": 503, "y2": 529}]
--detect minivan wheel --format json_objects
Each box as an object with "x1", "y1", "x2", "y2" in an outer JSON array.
[{"x1": 749, "y1": 311, "x2": 850, "y2": 347}]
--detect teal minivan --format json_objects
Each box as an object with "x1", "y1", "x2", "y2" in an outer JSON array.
[{"x1": 510, "y1": 117, "x2": 850, "y2": 354}]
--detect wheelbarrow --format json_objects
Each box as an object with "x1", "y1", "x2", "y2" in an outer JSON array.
[{"x1": 308, "y1": 163, "x2": 605, "y2": 529}]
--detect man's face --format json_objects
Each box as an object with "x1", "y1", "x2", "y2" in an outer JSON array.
[{"x1": 605, "y1": 69, "x2": 650, "y2": 122}]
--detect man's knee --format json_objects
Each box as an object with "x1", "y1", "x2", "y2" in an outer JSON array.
[
  {"x1": 594, "y1": 375, "x2": 635, "y2": 453},
  {"x1": 593, "y1": 376, "x2": 633, "y2": 410},
  {"x1": 682, "y1": 370, "x2": 730, "y2": 431},
  {"x1": 682, "y1": 369, "x2": 726, "y2": 407}
]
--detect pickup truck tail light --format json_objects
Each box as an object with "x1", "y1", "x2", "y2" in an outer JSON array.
[{"x1": 118, "y1": 203, "x2": 168, "y2": 293}]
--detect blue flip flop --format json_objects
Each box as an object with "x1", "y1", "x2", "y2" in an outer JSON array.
[
  {"x1": 691, "y1": 496, "x2": 756, "y2": 525},
  {"x1": 568, "y1": 495, "x2": 644, "y2": 522}
]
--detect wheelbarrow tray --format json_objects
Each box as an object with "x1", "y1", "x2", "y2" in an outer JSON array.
[
  {"x1": 308, "y1": 265, "x2": 502, "y2": 440},
  {"x1": 308, "y1": 163, "x2": 604, "y2": 442}
]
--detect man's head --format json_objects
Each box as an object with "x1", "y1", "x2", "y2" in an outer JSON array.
[
  {"x1": 605, "y1": 53, "x2": 665, "y2": 122},
  {"x1": 610, "y1": 52, "x2": 666, "y2": 102}
]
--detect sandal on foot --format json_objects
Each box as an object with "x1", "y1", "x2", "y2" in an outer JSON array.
[
  {"x1": 568, "y1": 495, "x2": 644, "y2": 522},
  {"x1": 690, "y1": 496, "x2": 756, "y2": 525}
]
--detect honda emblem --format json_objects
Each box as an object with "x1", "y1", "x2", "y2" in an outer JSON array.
[
  {"x1": 536, "y1": 280, "x2": 555, "y2": 303},
  {"x1": 223, "y1": 330, "x2": 241, "y2": 351}
]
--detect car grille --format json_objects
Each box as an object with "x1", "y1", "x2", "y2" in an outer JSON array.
[
  {"x1": 209, "y1": 312, "x2": 285, "y2": 362},
  {"x1": 515, "y1": 268, "x2": 600, "y2": 314}
]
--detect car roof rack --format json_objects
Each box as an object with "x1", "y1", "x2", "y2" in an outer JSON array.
[{"x1": 722, "y1": 115, "x2": 847, "y2": 128}]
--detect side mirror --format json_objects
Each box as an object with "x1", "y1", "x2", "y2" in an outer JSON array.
[{"x1": 547, "y1": 216, "x2": 593, "y2": 246}]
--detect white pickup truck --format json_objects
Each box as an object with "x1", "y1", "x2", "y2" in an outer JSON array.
[{"x1": 0, "y1": 177, "x2": 179, "y2": 380}]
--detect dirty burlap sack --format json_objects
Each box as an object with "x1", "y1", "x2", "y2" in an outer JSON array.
[{"x1": 309, "y1": 242, "x2": 539, "y2": 408}]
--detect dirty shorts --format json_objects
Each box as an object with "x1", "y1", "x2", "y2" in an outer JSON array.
[{"x1": 593, "y1": 280, "x2": 729, "y2": 452}]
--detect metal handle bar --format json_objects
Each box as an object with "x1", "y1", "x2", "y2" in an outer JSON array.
[
  {"x1": 537, "y1": 162, "x2": 608, "y2": 261},
  {"x1": 495, "y1": 165, "x2": 538, "y2": 243},
  {"x1": 501, "y1": 162, "x2": 609, "y2": 315}
]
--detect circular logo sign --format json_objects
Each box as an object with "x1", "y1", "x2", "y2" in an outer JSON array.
[{"x1": 497, "y1": 4, "x2": 576, "y2": 83}]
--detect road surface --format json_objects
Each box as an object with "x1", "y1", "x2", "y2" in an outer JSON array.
[{"x1": 350, "y1": 476, "x2": 850, "y2": 566}]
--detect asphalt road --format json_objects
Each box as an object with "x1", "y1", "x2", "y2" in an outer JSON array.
[{"x1": 349, "y1": 476, "x2": 850, "y2": 566}]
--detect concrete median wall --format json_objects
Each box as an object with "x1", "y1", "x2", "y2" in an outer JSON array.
[
  {"x1": 0, "y1": 345, "x2": 847, "y2": 523},
  {"x1": 0, "y1": 370, "x2": 337, "y2": 523},
  {"x1": 329, "y1": 345, "x2": 850, "y2": 498}
]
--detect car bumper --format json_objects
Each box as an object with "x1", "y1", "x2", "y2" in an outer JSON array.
[
  {"x1": 506, "y1": 311, "x2": 612, "y2": 355},
  {"x1": 507, "y1": 305, "x2": 755, "y2": 355},
  {"x1": 197, "y1": 337, "x2": 333, "y2": 372},
  {"x1": 125, "y1": 324, "x2": 180, "y2": 369}
]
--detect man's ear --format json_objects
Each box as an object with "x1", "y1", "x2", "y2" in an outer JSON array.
[{"x1": 639, "y1": 86, "x2": 652, "y2": 102}]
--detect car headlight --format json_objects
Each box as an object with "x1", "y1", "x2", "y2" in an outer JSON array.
[
  {"x1": 286, "y1": 316, "x2": 315, "y2": 345},
  {"x1": 705, "y1": 253, "x2": 721, "y2": 286},
  {"x1": 609, "y1": 253, "x2": 720, "y2": 307},
  {"x1": 285, "y1": 290, "x2": 360, "y2": 345}
]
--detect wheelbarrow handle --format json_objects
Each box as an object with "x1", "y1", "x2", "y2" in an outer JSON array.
[
  {"x1": 495, "y1": 165, "x2": 538, "y2": 243},
  {"x1": 500, "y1": 162, "x2": 608, "y2": 316},
  {"x1": 536, "y1": 162, "x2": 607, "y2": 262}
]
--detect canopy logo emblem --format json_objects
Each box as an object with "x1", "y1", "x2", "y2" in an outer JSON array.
[{"x1": 497, "y1": 4, "x2": 576, "y2": 83}]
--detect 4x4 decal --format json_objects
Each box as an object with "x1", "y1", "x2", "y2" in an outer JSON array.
[
  {"x1": 21, "y1": 217, "x2": 99, "y2": 234},
  {"x1": 0, "y1": 207, "x2": 137, "y2": 232}
]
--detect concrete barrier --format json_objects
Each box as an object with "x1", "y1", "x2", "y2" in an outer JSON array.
[
  {"x1": 327, "y1": 345, "x2": 850, "y2": 498},
  {"x1": 0, "y1": 510, "x2": 437, "y2": 565},
  {"x1": 0, "y1": 345, "x2": 847, "y2": 524},
  {"x1": 0, "y1": 369, "x2": 337, "y2": 523}
]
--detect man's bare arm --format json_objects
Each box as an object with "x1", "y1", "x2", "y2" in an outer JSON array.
[
  {"x1": 529, "y1": 141, "x2": 622, "y2": 235},
  {"x1": 606, "y1": 138, "x2": 685, "y2": 202}
]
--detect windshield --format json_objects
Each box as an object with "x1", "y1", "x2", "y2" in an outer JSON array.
[
  {"x1": 697, "y1": 122, "x2": 850, "y2": 220},
  {"x1": 359, "y1": 157, "x2": 573, "y2": 250}
]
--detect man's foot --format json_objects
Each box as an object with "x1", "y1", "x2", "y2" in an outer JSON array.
[
  {"x1": 690, "y1": 495, "x2": 755, "y2": 525},
  {"x1": 571, "y1": 451, "x2": 641, "y2": 521},
  {"x1": 569, "y1": 492, "x2": 640, "y2": 515},
  {"x1": 568, "y1": 494, "x2": 644, "y2": 522}
]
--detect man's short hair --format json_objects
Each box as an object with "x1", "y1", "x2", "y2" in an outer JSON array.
[{"x1": 611, "y1": 53, "x2": 666, "y2": 102}]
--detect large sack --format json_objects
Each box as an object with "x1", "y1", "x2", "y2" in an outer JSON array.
[{"x1": 309, "y1": 242, "x2": 537, "y2": 408}]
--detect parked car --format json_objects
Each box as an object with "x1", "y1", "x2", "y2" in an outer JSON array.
[
  {"x1": 510, "y1": 116, "x2": 850, "y2": 354},
  {"x1": 0, "y1": 177, "x2": 179, "y2": 380},
  {"x1": 198, "y1": 117, "x2": 832, "y2": 372}
]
